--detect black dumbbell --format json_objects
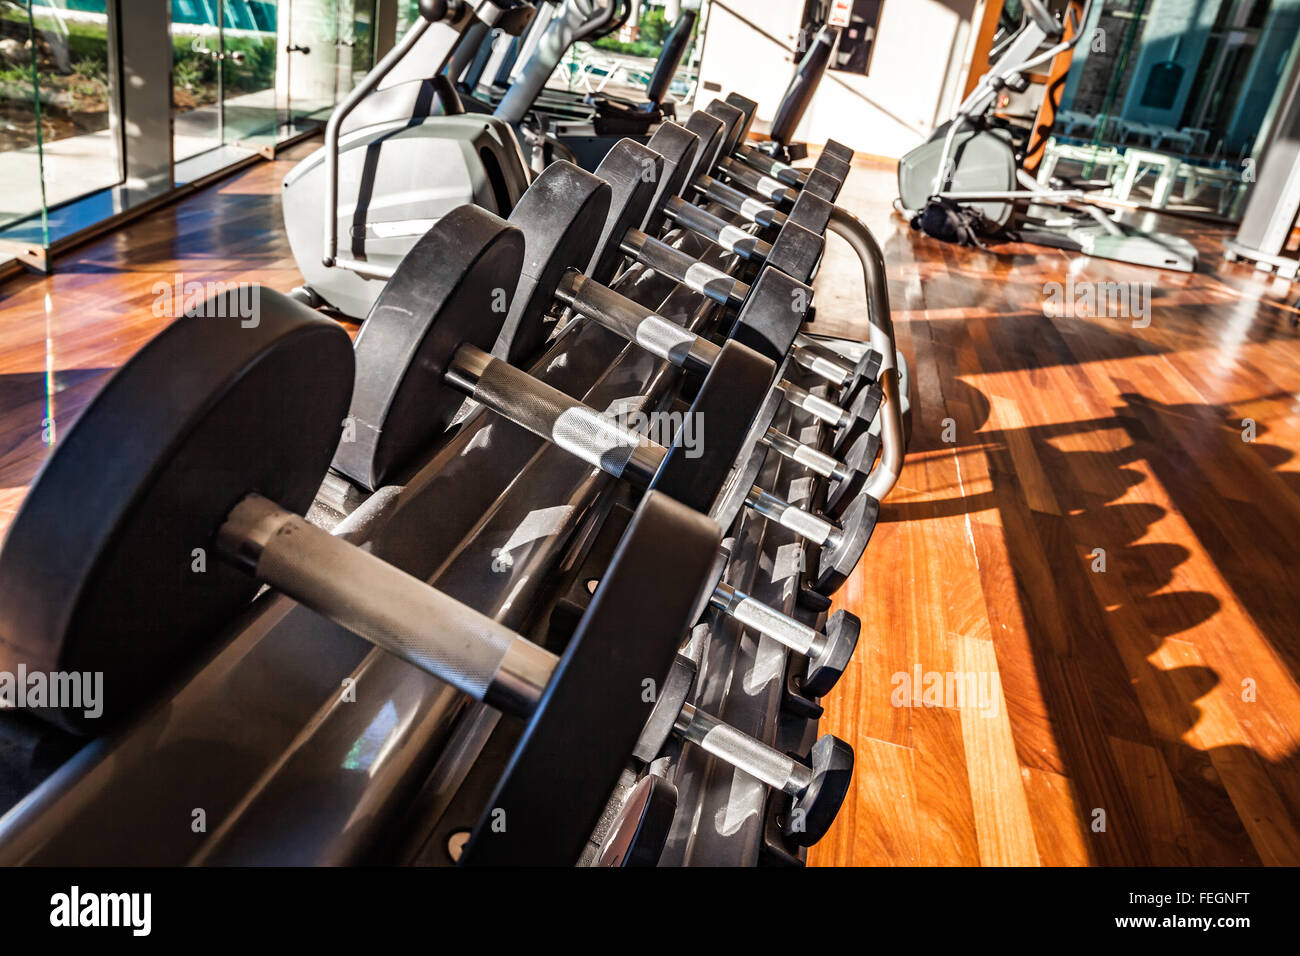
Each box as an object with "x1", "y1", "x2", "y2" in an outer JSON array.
[
  {"x1": 559, "y1": 271, "x2": 880, "y2": 526},
  {"x1": 632, "y1": 655, "x2": 853, "y2": 847},
  {"x1": 701, "y1": 96, "x2": 852, "y2": 203},
  {"x1": 569, "y1": 118, "x2": 859, "y2": 398},
  {"x1": 498, "y1": 157, "x2": 873, "y2": 492},
  {"x1": 494, "y1": 159, "x2": 883, "y2": 590},
  {"x1": 577, "y1": 141, "x2": 884, "y2": 455},
  {"x1": 440, "y1": 342, "x2": 873, "y2": 595},
  {"x1": 336, "y1": 211, "x2": 875, "y2": 604}
]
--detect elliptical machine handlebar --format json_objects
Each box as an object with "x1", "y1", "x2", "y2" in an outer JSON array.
[{"x1": 1021, "y1": 0, "x2": 1062, "y2": 38}]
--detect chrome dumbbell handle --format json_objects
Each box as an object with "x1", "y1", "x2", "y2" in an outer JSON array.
[
  {"x1": 758, "y1": 429, "x2": 852, "y2": 481},
  {"x1": 744, "y1": 485, "x2": 840, "y2": 549},
  {"x1": 446, "y1": 344, "x2": 665, "y2": 486},
  {"x1": 675, "y1": 702, "x2": 815, "y2": 796},
  {"x1": 775, "y1": 379, "x2": 851, "y2": 428},
  {"x1": 709, "y1": 582, "x2": 825, "y2": 659}
]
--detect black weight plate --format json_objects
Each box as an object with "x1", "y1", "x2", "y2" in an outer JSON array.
[
  {"x1": 0, "y1": 289, "x2": 354, "y2": 733},
  {"x1": 506, "y1": 161, "x2": 611, "y2": 363},
  {"x1": 652, "y1": 340, "x2": 775, "y2": 513},
  {"x1": 590, "y1": 138, "x2": 666, "y2": 285},
  {"x1": 595, "y1": 775, "x2": 678, "y2": 866},
  {"x1": 333, "y1": 205, "x2": 524, "y2": 490},
  {"x1": 766, "y1": 221, "x2": 824, "y2": 283},
  {"x1": 813, "y1": 151, "x2": 852, "y2": 185},
  {"x1": 824, "y1": 430, "x2": 880, "y2": 521},
  {"x1": 788, "y1": 191, "x2": 833, "y2": 236},
  {"x1": 681, "y1": 110, "x2": 726, "y2": 185},
  {"x1": 801, "y1": 167, "x2": 842, "y2": 203},
  {"x1": 724, "y1": 92, "x2": 758, "y2": 142},
  {"x1": 814, "y1": 490, "x2": 878, "y2": 595},
  {"x1": 459, "y1": 492, "x2": 721, "y2": 866},
  {"x1": 726, "y1": 267, "x2": 810, "y2": 365},
  {"x1": 788, "y1": 735, "x2": 853, "y2": 846},
  {"x1": 705, "y1": 98, "x2": 746, "y2": 156},
  {"x1": 831, "y1": 380, "x2": 883, "y2": 458},
  {"x1": 823, "y1": 139, "x2": 855, "y2": 165},
  {"x1": 709, "y1": 400, "x2": 778, "y2": 532},
  {"x1": 803, "y1": 610, "x2": 859, "y2": 698},
  {"x1": 632, "y1": 654, "x2": 696, "y2": 762},
  {"x1": 642, "y1": 122, "x2": 701, "y2": 238}
]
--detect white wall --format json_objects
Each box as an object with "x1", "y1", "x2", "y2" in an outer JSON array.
[{"x1": 694, "y1": 0, "x2": 983, "y2": 159}]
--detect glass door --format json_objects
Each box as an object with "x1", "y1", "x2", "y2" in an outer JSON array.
[
  {"x1": 284, "y1": 0, "x2": 339, "y2": 129},
  {"x1": 335, "y1": 0, "x2": 376, "y2": 101},
  {"x1": 222, "y1": 0, "x2": 282, "y2": 151},
  {"x1": 171, "y1": 0, "x2": 226, "y2": 161}
]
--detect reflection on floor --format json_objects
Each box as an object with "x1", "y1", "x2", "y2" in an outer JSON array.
[{"x1": 0, "y1": 139, "x2": 1297, "y2": 866}]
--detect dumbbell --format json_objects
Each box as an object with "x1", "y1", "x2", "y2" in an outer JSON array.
[
  {"x1": 331, "y1": 207, "x2": 868, "y2": 647},
  {"x1": 689, "y1": 105, "x2": 908, "y2": 518},
  {"x1": 700, "y1": 97, "x2": 852, "y2": 205},
  {"x1": 594, "y1": 124, "x2": 880, "y2": 409},
  {"x1": 631, "y1": 655, "x2": 852, "y2": 847},
  {"x1": 710, "y1": 91, "x2": 855, "y2": 193},
  {"x1": 557, "y1": 268, "x2": 879, "y2": 525},
  {"x1": 500, "y1": 159, "x2": 875, "y2": 493},
  {"x1": 570, "y1": 144, "x2": 886, "y2": 458},
  {"x1": 634, "y1": 115, "x2": 835, "y2": 285},
  {"x1": 500, "y1": 157, "x2": 884, "y2": 539}
]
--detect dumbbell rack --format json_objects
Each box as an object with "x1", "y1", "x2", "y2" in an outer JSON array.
[{"x1": 0, "y1": 229, "x2": 786, "y2": 865}]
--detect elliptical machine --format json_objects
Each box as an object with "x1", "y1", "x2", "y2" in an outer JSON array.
[
  {"x1": 896, "y1": 0, "x2": 1197, "y2": 272},
  {"x1": 281, "y1": 0, "x2": 537, "y2": 319}
]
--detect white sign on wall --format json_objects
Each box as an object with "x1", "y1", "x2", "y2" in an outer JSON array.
[{"x1": 828, "y1": 0, "x2": 853, "y2": 28}]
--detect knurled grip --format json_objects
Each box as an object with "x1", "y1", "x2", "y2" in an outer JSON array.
[
  {"x1": 693, "y1": 175, "x2": 785, "y2": 228},
  {"x1": 666, "y1": 197, "x2": 771, "y2": 262},
  {"x1": 621, "y1": 229, "x2": 745, "y2": 307},
  {"x1": 468, "y1": 350, "x2": 653, "y2": 479}
]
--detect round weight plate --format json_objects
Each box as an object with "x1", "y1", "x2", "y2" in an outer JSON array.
[
  {"x1": 333, "y1": 205, "x2": 524, "y2": 491},
  {"x1": 727, "y1": 267, "x2": 809, "y2": 363},
  {"x1": 814, "y1": 491, "x2": 879, "y2": 596},
  {"x1": 651, "y1": 340, "x2": 775, "y2": 514},
  {"x1": 824, "y1": 430, "x2": 879, "y2": 521},
  {"x1": 642, "y1": 122, "x2": 702, "y2": 238},
  {"x1": 831, "y1": 381, "x2": 883, "y2": 458},
  {"x1": 711, "y1": 443, "x2": 769, "y2": 533},
  {"x1": 505, "y1": 162, "x2": 611, "y2": 365},
  {"x1": 803, "y1": 609, "x2": 860, "y2": 698},
  {"x1": 594, "y1": 775, "x2": 678, "y2": 867},
  {"x1": 590, "y1": 139, "x2": 666, "y2": 285},
  {"x1": 787, "y1": 735, "x2": 853, "y2": 846},
  {"x1": 632, "y1": 654, "x2": 697, "y2": 763},
  {"x1": 0, "y1": 289, "x2": 354, "y2": 733}
]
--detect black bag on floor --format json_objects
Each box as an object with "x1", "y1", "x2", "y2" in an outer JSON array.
[{"x1": 911, "y1": 196, "x2": 988, "y2": 248}]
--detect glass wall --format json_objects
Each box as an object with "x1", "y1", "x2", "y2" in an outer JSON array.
[
  {"x1": 0, "y1": 0, "x2": 120, "y2": 237},
  {"x1": 1047, "y1": 0, "x2": 1300, "y2": 219}
]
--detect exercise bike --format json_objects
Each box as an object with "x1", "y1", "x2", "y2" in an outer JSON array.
[{"x1": 896, "y1": 0, "x2": 1197, "y2": 273}]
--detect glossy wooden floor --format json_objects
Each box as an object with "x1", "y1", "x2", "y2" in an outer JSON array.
[
  {"x1": 1, "y1": 141, "x2": 1298, "y2": 866},
  {"x1": 810, "y1": 160, "x2": 1300, "y2": 866}
]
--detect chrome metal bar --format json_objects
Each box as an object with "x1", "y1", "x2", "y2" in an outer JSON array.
[{"x1": 675, "y1": 703, "x2": 813, "y2": 795}]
